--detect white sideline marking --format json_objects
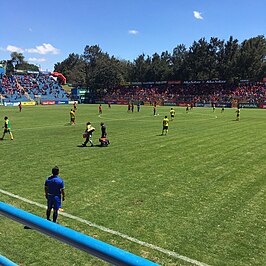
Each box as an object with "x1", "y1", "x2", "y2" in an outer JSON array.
[{"x1": 0, "y1": 189, "x2": 210, "y2": 266}]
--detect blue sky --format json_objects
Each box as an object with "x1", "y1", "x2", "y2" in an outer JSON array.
[{"x1": 0, "y1": 0, "x2": 265, "y2": 71}]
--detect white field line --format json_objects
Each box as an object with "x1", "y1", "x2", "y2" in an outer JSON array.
[
  {"x1": 12, "y1": 116, "x2": 154, "y2": 131},
  {"x1": 13, "y1": 114, "x2": 217, "y2": 132},
  {"x1": 0, "y1": 189, "x2": 210, "y2": 266}
]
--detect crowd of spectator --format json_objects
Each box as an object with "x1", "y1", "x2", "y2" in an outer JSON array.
[
  {"x1": 1, "y1": 74, "x2": 265, "y2": 105},
  {"x1": 0, "y1": 74, "x2": 69, "y2": 102},
  {"x1": 102, "y1": 82, "x2": 266, "y2": 104},
  {"x1": 0, "y1": 75, "x2": 25, "y2": 100}
]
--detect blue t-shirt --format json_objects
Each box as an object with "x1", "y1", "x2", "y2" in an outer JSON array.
[{"x1": 45, "y1": 175, "x2": 64, "y2": 196}]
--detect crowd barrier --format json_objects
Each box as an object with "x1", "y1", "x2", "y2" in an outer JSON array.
[
  {"x1": 2, "y1": 101, "x2": 266, "y2": 109},
  {"x1": 21, "y1": 102, "x2": 36, "y2": 106},
  {"x1": 0, "y1": 202, "x2": 158, "y2": 266},
  {"x1": 0, "y1": 255, "x2": 18, "y2": 266},
  {"x1": 41, "y1": 100, "x2": 69, "y2": 105}
]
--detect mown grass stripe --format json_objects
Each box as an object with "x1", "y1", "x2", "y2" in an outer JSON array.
[{"x1": 0, "y1": 188, "x2": 210, "y2": 266}]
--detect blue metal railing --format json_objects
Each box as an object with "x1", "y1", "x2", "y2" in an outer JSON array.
[
  {"x1": 0, "y1": 255, "x2": 18, "y2": 266},
  {"x1": 0, "y1": 202, "x2": 159, "y2": 266}
]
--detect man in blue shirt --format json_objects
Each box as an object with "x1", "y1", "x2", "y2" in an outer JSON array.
[{"x1": 44, "y1": 166, "x2": 65, "y2": 223}]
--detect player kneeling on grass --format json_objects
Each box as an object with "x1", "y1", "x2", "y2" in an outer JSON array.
[
  {"x1": 0, "y1": 116, "x2": 14, "y2": 140},
  {"x1": 45, "y1": 166, "x2": 65, "y2": 223},
  {"x1": 99, "y1": 122, "x2": 110, "y2": 146},
  {"x1": 99, "y1": 137, "x2": 110, "y2": 146},
  {"x1": 82, "y1": 122, "x2": 95, "y2": 147}
]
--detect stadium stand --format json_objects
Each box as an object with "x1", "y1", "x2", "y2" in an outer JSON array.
[
  {"x1": 102, "y1": 82, "x2": 266, "y2": 105},
  {"x1": 0, "y1": 74, "x2": 69, "y2": 103},
  {"x1": 1, "y1": 74, "x2": 265, "y2": 106}
]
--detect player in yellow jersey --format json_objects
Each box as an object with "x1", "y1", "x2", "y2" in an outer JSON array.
[
  {"x1": 161, "y1": 116, "x2": 169, "y2": 135},
  {"x1": 70, "y1": 109, "x2": 76, "y2": 125},
  {"x1": 0, "y1": 116, "x2": 14, "y2": 140},
  {"x1": 82, "y1": 122, "x2": 95, "y2": 147},
  {"x1": 170, "y1": 108, "x2": 175, "y2": 121}
]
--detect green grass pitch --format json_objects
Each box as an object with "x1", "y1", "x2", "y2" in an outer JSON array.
[{"x1": 0, "y1": 104, "x2": 265, "y2": 266}]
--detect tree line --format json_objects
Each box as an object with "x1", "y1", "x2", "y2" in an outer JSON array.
[
  {"x1": 55, "y1": 35, "x2": 266, "y2": 88},
  {"x1": 2, "y1": 36, "x2": 265, "y2": 88},
  {"x1": 0, "y1": 52, "x2": 39, "y2": 74}
]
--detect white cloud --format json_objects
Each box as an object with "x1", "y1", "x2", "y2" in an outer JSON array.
[
  {"x1": 193, "y1": 11, "x2": 203, "y2": 20},
  {"x1": 6, "y1": 45, "x2": 24, "y2": 53},
  {"x1": 128, "y1": 30, "x2": 139, "y2": 35},
  {"x1": 26, "y1": 43, "x2": 60, "y2": 55},
  {"x1": 28, "y1": 57, "x2": 47, "y2": 62}
]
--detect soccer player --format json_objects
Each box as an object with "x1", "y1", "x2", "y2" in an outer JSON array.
[
  {"x1": 99, "y1": 104, "x2": 103, "y2": 116},
  {"x1": 161, "y1": 116, "x2": 169, "y2": 135},
  {"x1": 236, "y1": 107, "x2": 240, "y2": 121},
  {"x1": 221, "y1": 105, "x2": 225, "y2": 113},
  {"x1": 45, "y1": 166, "x2": 65, "y2": 223},
  {"x1": 70, "y1": 109, "x2": 76, "y2": 125},
  {"x1": 170, "y1": 108, "x2": 175, "y2": 121},
  {"x1": 186, "y1": 104, "x2": 190, "y2": 113},
  {"x1": 99, "y1": 122, "x2": 110, "y2": 146},
  {"x1": 127, "y1": 102, "x2": 131, "y2": 112},
  {"x1": 212, "y1": 103, "x2": 216, "y2": 112},
  {"x1": 82, "y1": 122, "x2": 95, "y2": 147},
  {"x1": 131, "y1": 103, "x2": 134, "y2": 112},
  {"x1": 101, "y1": 122, "x2": 107, "y2": 138},
  {"x1": 0, "y1": 116, "x2": 14, "y2": 140},
  {"x1": 73, "y1": 101, "x2": 77, "y2": 111},
  {"x1": 137, "y1": 102, "x2": 140, "y2": 112},
  {"x1": 153, "y1": 104, "x2": 157, "y2": 116},
  {"x1": 18, "y1": 102, "x2": 22, "y2": 112}
]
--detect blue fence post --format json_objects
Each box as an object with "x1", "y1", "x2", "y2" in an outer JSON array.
[{"x1": 0, "y1": 202, "x2": 159, "y2": 266}]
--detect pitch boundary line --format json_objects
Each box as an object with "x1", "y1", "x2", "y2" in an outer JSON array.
[
  {"x1": 0, "y1": 189, "x2": 210, "y2": 266},
  {"x1": 13, "y1": 115, "x2": 218, "y2": 132}
]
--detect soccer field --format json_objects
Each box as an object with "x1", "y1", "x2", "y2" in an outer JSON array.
[{"x1": 0, "y1": 104, "x2": 265, "y2": 266}]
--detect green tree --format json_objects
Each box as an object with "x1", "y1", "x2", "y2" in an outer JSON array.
[
  {"x1": 11, "y1": 52, "x2": 25, "y2": 66},
  {"x1": 237, "y1": 35, "x2": 266, "y2": 81},
  {"x1": 83, "y1": 45, "x2": 126, "y2": 95},
  {"x1": 186, "y1": 38, "x2": 211, "y2": 79},
  {"x1": 172, "y1": 44, "x2": 188, "y2": 80},
  {"x1": 217, "y1": 36, "x2": 239, "y2": 81},
  {"x1": 54, "y1": 53, "x2": 86, "y2": 84},
  {"x1": 132, "y1": 54, "x2": 148, "y2": 82},
  {"x1": 160, "y1": 51, "x2": 173, "y2": 80}
]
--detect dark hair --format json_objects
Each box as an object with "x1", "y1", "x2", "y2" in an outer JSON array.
[
  {"x1": 100, "y1": 122, "x2": 104, "y2": 126},
  {"x1": 87, "y1": 122, "x2": 91, "y2": 125},
  {"x1": 52, "y1": 166, "x2": 59, "y2": 175},
  {"x1": 4, "y1": 116, "x2": 8, "y2": 120},
  {"x1": 165, "y1": 116, "x2": 167, "y2": 118}
]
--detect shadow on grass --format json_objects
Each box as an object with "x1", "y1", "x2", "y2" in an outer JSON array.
[
  {"x1": 24, "y1": 226, "x2": 32, "y2": 230},
  {"x1": 77, "y1": 144, "x2": 108, "y2": 148},
  {"x1": 64, "y1": 123, "x2": 76, "y2": 126}
]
